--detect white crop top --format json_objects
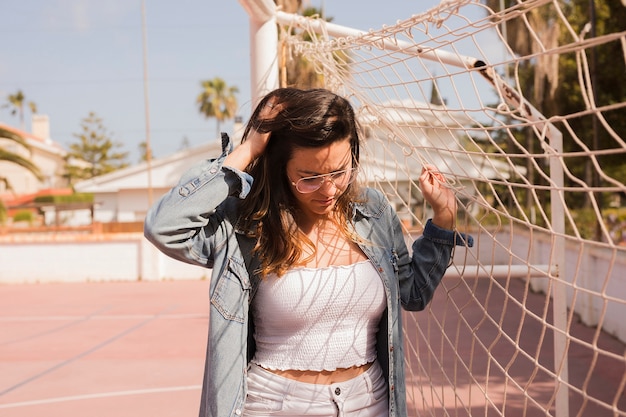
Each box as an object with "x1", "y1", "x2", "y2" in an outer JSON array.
[{"x1": 251, "y1": 260, "x2": 387, "y2": 372}]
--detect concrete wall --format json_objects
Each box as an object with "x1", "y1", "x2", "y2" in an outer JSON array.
[
  {"x1": 449, "y1": 226, "x2": 626, "y2": 344},
  {"x1": 0, "y1": 233, "x2": 209, "y2": 283}
]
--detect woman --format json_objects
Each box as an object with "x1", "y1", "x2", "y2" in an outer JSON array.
[{"x1": 144, "y1": 88, "x2": 472, "y2": 417}]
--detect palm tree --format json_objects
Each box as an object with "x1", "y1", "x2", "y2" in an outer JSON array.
[
  {"x1": 275, "y1": 0, "x2": 300, "y2": 13},
  {"x1": 275, "y1": 2, "x2": 347, "y2": 89},
  {"x1": 0, "y1": 127, "x2": 42, "y2": 225},
  {"x1": 0, "y1": 126, "x2": 43, "y2": 190},
  {"x1": 484, "y1": 0, "x2": 559, "y2": 110},
  {"x1": 196, "y1": 77, "x2": 239, "y2": 137},
  {"x1": 3, "y1": 90, "x2": 38, "y2": 131}
]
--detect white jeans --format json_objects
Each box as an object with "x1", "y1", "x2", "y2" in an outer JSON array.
[{"x1": 243, "y1": 361, "x2": 389, "y2": 417}]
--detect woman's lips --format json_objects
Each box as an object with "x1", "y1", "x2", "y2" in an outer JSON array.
[{"x1": 314, "y1": 198, "x2": 334, "y2": 206}]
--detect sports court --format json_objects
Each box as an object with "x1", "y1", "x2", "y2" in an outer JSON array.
[
  {"x1": 1, "y1": 278, "x2": 623, "y2": 417},
  {"x1": 0, "y1": 280, "x2": 209, "y2": 417}
]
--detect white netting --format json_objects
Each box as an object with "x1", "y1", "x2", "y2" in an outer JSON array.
[{"x1": 277, "y1": 0, "x2": 626, "y2": 415}]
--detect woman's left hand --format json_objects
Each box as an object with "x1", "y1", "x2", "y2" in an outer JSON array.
[{"x1": 419, "y1": 164, "x2": 457, "y2": 230}]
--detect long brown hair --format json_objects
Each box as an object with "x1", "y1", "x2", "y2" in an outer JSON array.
[{"x1": 237, "y1": 88, "x2": 362, "y2": 277}]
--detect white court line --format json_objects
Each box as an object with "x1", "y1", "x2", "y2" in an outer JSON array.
[{"x1": 0, "y1": 385, "x2": 202, "y2": 409}]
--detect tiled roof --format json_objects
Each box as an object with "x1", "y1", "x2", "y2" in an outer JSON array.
[
  {"x1": 0, "y1": 122, "x2": 64, "y2": 152},
  {"x1": 1, "y1": 188, "x2": 73, "y2": 207}
]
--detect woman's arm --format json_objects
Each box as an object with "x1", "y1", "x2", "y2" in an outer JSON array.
[
  {"x1": 397, "y1": 165, "x2": 473, "y2": 310},
  {"x1": 143, "y1": 134, "x2": 252, "y2": 267},
  {"x1": 145, "y1": 98, "x2": 278, "y2": 267},
  {"x1": 399, "y1": 219, "x2": 473, "y2": 311}
]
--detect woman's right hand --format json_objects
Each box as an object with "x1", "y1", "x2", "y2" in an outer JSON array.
[
  {"x1": 224, "y1": 99, "x2": 279, "y2": 171},
  {"x1": 419, "y1": 164, "x2": 457, "y2": 230}
]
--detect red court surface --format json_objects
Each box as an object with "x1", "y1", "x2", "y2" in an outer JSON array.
[
  {"x1": 1, "y1": 279, "x2": 624, "y2": 417},
  {"x1": 0, "y1": 280, "x2": 210, "y2": 417}
]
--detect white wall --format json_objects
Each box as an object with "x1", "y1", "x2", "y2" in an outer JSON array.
[
  {"x1": 0, "y1": 233, "x2": 208, "y2": 283},
  {"x1": 461, "y1": 226, "x2": 626, "y2": 344}
]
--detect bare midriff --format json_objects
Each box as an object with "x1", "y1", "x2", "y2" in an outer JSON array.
[{"x1": 262, "y1": 362, "x2": 373, "y2": 384}]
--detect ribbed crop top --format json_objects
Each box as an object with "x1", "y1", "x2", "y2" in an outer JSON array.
[{"x1": 250, "y1": 260, "x2": 387, "y2": 372}]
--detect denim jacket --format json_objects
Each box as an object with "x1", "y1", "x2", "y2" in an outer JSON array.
[{"x1": 144, "y1": 134, "x2": 473, "y2": 417}]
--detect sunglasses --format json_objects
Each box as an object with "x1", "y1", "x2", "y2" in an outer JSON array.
[{"x1": 290, "y1": 168, "x2": 357, "y2": 194}]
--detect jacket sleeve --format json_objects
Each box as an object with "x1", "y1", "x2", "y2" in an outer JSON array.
[
  {"x1": 397, "y1": 213, "x2": 474, "y2": 311},
  {"x1": 143, "y1": 133, "x2": 253, "y2": 268}
]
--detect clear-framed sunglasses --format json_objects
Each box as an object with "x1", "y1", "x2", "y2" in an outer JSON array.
[{"x1": 290, "y1": 167, "x2": 358, "y2": 194}]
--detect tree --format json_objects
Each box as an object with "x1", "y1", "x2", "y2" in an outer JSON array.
[
  {"x1": 196, "y1": 77, "x2": 239, "y2": 137},
  {"x1": 3, "y1": 90, "x2": 38, "y2": 130},
  {"x1": 552, "y1": 0, "x2": 626, "y2": 237},
  {"x1": 0, "y1": 126, "x2": 44, "y2": 189},
  {"x1": 485, "y1": 0, "x2": 626, "y2": 239},
  {"x1": 138, "y1": 141, "x2": 152, "y2": 163},
  {"x1": 275, "y1": 0, "x2": 300, "y2": 13},
  {"x1": 0, "y1": 126, "x2": 43, "y2": 224},
  {"x1": 276, "y1": 2, "x2": 346, "y2": 89},
  {"x1": 64, "y1": 112, "x2": 129, "y2": 185}
]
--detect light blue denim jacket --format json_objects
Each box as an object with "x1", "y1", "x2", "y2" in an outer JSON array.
[{"x1": 144, "y1": 134, "x2": 473, "y2": 417}]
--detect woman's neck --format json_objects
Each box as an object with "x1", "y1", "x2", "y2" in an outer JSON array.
[
  {"x1": 294, "y1": 214, "x2": 367, "y2": 268},
  {"x1": 295, "y1": 212, "x2": 336, "y2": 235}
]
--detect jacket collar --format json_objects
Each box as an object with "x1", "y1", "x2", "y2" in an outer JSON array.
[{"x1": 353, "y1": 187, "x2": 387, "y2": 219}]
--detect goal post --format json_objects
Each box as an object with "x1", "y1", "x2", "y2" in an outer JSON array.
[
  {"x1": 239, "y1": 0, "x2": 626, "y2": 415},
  {"x1": 238, "y1": 0, "x2": 280, "y2": 103}
]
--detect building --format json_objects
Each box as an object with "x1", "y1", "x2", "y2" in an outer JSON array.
[
  {"x1": 74, "y1": 141, "x2": 225, "y2": 224},
  {"x1": 0, "y1": 116, "x2": 67, "y2": 195},
  {"x1": 0, "y1": 117, "x2": 77, "y2": 225}
]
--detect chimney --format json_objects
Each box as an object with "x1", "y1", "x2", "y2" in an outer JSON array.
[{"x1": 32, "y1": 114, "x2": 51, "y2": 142}]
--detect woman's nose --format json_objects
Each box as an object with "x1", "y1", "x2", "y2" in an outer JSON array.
[{"x1": 318, "y1": 178, "x2": 339, "y2": 196}]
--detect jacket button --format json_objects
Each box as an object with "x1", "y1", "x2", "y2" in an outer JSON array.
[
  {"x1": 390, "y1": 385, "x2": 395, "y2": 391},
  {"x1": 335, "y1": 387, "x2": 341, "y2": 395},
  {"x1": 390, "y1": 346, "x2": 394, "y2": 352},
  {"x1": 235, "y1": 409, "x2": 242, "y2": 415}
]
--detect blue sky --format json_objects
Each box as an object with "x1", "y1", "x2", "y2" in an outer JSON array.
[{"x1": 1, "y1": 0, "x2": 486, "y2": 163}]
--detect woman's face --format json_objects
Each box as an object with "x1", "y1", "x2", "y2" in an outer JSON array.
[{"x1": 285, "y1": 139, "x2": 354, "y2": 221}]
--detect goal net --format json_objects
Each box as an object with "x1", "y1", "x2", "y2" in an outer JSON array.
[{"x1": 274, "y1": 0, "x2": 626, "y2": 415}]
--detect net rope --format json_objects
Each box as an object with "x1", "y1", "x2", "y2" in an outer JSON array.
[{"x1": 277, "y1": 0, "x2": 626, "y2": 415}]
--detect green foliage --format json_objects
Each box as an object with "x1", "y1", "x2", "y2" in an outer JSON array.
[
  {"x1": 604, "y1": 207, "x2": 626, "y2": 243},
  {"x1": 554, "y1": 0, "x2": 626, "y2": 187},
  {"x1": 484, "y1": 0, "x2": 626, "y2": 239},
  {"x1": 279, "y1": 5, "x2": 346, "y2": 90},
  {"x1": 34, "y1": 193, "x2": 94, "y2": 204},
  {"x1": 64, "y1": 112, "x2": 129, "y2": 185},
  {"x1": 138, "y1": 141, "x2": 154, "y2": 163},
  {"x1": 567, "y1": 208, "x2": 598, "y2": 240},
  {"x1": 0, "y1": 200, "x2": 7, "y2": 225},
  {"x1": 197, "y1": 77, "x2": 239, "y2": 137},
  {"x1": 0, "y1": 127, "x2": 44, "y2": 185},
  {"x1": 13, "y1": 210, "x2": 34, "y2": 224},
  {"x1": 2, "y1": 89, "x2": 37, "y2": 130}
]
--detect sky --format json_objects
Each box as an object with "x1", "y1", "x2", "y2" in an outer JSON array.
[{"x1": 0, "y1": 0, "x2": 487, "y2": 164}]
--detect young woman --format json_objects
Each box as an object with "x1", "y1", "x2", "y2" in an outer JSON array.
[{"x1": 144, "y1": 88, "x2": 472, "y2": 417}]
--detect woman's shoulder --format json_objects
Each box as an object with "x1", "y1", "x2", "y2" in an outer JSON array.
[{"x1": 354, "y1": 187, "x2": 391, "y2": 219}]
